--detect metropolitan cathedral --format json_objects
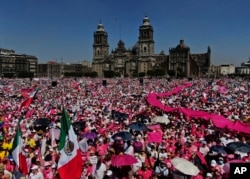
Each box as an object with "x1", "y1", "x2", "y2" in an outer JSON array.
[{"x1": 92, "y1": 16, "x2": 211, "y2": 78}]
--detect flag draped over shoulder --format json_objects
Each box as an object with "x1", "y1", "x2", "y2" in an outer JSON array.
[
  {"x1": 58, "y1": 107, "x2": 82, "y2": 179},
  {"x1": 19, "y1": 89, "x2": 38, "y2": 110},
  {"x1": 12, "y1": 121, "x2": 28, "y2": 175}
]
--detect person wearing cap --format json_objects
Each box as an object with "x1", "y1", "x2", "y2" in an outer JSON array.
[
  {"x1": 199, "y1": 140, "x2": 209, "y2": 156},
  {"x1": 43, "y1": 161, "x2": 53, "y2": 179},
  {"x1": 103, "y1": 170, "x2": 114, "y2": 179},
  {"x1": 29, "y1": 165, "x2": 44, "y2": 179},
  {"x1": 205, "y1": 172, "x2": 213, "y2": 179},
  {"x1": 96, "y1": 137, "x2": 108, "y2": 159},
  {"x1": 210, "y1": 160, "x2": 223, "y2": 178}
]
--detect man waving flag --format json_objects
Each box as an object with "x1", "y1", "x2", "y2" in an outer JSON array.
[
  {"x1": 12, "y1": 120, "x2": 28, "y2": 175},
  {"x1": 19, "y1": 89, "x2": 39, "y2": 110},
  {"x1": 57, "y1": 107, "x2": 82, "y2": 179}
]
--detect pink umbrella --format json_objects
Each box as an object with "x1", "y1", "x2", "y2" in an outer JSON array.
[
  {"x1": 223, "y1": 160, "x2": 245, "y2": 174},
  {"x1": 111, "y1": 154, "x2": 137, "y2": 167}
]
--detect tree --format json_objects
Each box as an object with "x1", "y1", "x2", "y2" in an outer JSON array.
[
  {"x1": 83, "y1": 71, "x2": 98, "y2": 78},
  {"x1": 147, "y1": 70, "x2": 154, "y2": 77},
  {"x1": 114, "y1": 72, "x2": 120, "y2": 77},
  {"x1": 132, "y1": 72, "x2": 138, "y2": 78},
  {"x1": 155, "y1": 69, "x2": 166, "y2": 77},
  {"x1": 64, "y1": 72, "x2": 83, "y2": 77},
  {"x1": 168, "y1": 70, "x2": 175, "y2": 77},
  {"x1": 139, "y1": 72, "x2": 146, "y2": 77},
  {"x1": 104, "y1": 70, "x2": 115, "y2": 78},
  {"x1": 17, "y1": 72, "x2": 34, "y2": 78}
]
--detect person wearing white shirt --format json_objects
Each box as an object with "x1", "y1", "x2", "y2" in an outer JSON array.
[
  {"x1": 95, "y1": 159, "x2": 107, "y2": 179},
  {"x1": 132, "y1": 153, "x2": 142, "y2": 173},
  {"x1": 149, "y1": 145, "x2": 158, "y2": 160},
  {"x1": 29, "y1": 165, "x2": 44, "y2": 179},
  {"x1": 199, "y1": 141, "x2": 210, "y2": 156},
  {"x1": 154, "y1": 162, "x2": 169, "y2": 178},
  {"x1": 158, "y1": 149, "x2": 168, "y2": 161},
  {"x1": 124, "y1": 141, "x2": 134, "y2": 156}
]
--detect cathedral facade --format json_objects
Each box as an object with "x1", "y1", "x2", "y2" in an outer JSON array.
[{"x1": 92, "y1": 16, "x2": 210, "y2": 78}]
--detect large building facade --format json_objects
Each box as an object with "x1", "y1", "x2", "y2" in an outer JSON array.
[
  {"x1": 0, "y1": 48, "x2": 91, "y2": 78},
  {"x1": 92, "y1": 16, "x2": 211, "y2": 78},
  {"x1": 235, "y1": 59, "x2": 250, "y2": 75},
  {"x1": 37, "y1": 61, "x2": 91, "y2": 78},
  {"x1": 169, "y1": 40, "x2": 211, "y2": 77},
  {"x1": 0, "y1": 48, "x2": 38, "y2": 77}
]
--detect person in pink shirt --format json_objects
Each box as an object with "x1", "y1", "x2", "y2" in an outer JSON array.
[
  {"x1": 190, "y1": 172, "x2": 204, "y2": 179},
  {"x1": 242, "y1": 152, "x2": 250, "y2": 162},
  {"x1": 81, "y1": 162, "x2": 93, "y2": 179},
  {"x1": 137, "y1": 164, "x2": 153, "y2": 179},
  {"x1": 96, "y1": 138, "x2": 108, "y2": 159},
  {"x1": 167, "y1": 141, "x2": 176, "y2": 154},
  {"x1": 43, "y1": 162, "x2": 53, "y2": 179}
]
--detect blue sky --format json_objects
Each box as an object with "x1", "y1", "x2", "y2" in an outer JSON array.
[{"x1": 0, "y1": 0, "x2": 249, "y2": 66}]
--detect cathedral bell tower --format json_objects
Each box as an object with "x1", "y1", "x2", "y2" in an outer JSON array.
[
  {"x1": 137, "y1": 16, "x2": 156, "y2": 75},
  {"x1": 93, "y1": 22, "x2": 109, "y2": 61},
  {"x1": 92, "y1": 22, "x2": 109, "y2": 77},
  {"x1": 138, "y1": 16, "x2": 154, "y2": 57}
]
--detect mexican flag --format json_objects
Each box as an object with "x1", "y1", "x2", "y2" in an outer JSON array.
[
  {"x1": 58, "y1": 107, "x2": 82, "y2": 179},
  {"x1": 12, "y1": 122, "x2": 28, "y2": 175},
  {"x1": 19, "y1": 89, "x2": 39, "y2": 110}
]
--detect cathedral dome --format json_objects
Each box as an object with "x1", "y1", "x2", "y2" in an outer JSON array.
[
  {"x1": 118, "y1": 40, "x2": 125, "y2": 46},
  {"x1": 176, "y1": 39, "x2": 189, "y2": 49},
  {"x1": 97, "y1": 22, "x2": 105, "y2": 32},
  {"x1": 143, "y1": 16, "x2": 150, "y2": 25}
]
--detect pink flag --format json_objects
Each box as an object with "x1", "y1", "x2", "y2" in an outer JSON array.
[{"x1": 147, "y1": 131, "x2": 162, "y2": 143}]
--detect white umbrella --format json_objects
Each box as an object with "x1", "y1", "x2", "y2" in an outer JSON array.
[
  {"x1": 171, "y1": 157, "x2": 200, "y2": 176},
  {"x1": 152, "y1": 114, "x2": 170, "y2": 125}
]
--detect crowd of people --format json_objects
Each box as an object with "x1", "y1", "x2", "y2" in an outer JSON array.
[{"x1": 0, "y1": 77, "x2": 249, "y2": 179}]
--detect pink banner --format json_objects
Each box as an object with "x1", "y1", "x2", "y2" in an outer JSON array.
[
  {"x1": 147, "y1": 131, "x2": 162, "y2": 143},
  {"x1": 147, "y1": 124, "x2": 162, "y2": 131},
  {"x1": 146, "y1": 83, "x2": 250, "y2": 134}
]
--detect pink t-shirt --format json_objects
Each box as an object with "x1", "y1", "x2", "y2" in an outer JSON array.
[
  {"x1": 137, "y1": 169, "x2": 153, "y2": 179},
  {"x1": 97, "y1": 144, "x2": 108, "y2": 156}
]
